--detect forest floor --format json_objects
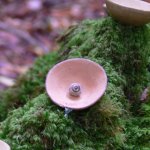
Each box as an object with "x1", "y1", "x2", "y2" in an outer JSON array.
[{"x1": 0, "y1": 0, "x2": 106, "y2": 90}]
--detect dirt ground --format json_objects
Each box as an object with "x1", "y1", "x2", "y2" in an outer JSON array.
[{"x1": 0, "y1": 0, "x2": 106, "y2": 90}]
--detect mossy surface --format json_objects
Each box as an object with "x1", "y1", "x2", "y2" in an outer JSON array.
[
  {"x1": 0, "y1": 52, "x2": 58, "y2": 121},
  {"x1": 0, "y1": 17, "x2": 150, "y2": 149}
]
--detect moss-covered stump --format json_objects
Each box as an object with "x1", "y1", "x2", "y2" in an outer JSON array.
[{"x1": 0, "y1": 17, "x2": 150, "y2": 149}]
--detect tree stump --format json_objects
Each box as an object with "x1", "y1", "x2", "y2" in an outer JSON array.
[{"x1": 0, "y1": 17, "x2": 150, "y2": 149}]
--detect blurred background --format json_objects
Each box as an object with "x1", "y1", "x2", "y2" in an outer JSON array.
[{"x1": 0, "y1": 0, "x2": 106, "y2": 90}]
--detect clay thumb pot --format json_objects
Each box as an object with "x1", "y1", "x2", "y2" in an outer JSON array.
[{"x1": 0, "y1": 140, "x2": 10, "y2": 150}]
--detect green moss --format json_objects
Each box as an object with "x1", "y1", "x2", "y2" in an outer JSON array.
[
  {"x1": 0, "y1": 17, "x2": 150, "y2": 149},
  {"x1": 60, "y1": 18, "x2": 150, "y2": 99},
  {"x1": 0, "y1": 94, "x2": 94, "y2": 150},
  {"x1": 0, "y1": 52, "x2": 58, "y2": 121},
  {"x1": 125, "y1": 100, "x2": 150, "y2": 149},
  {"x1": 0, "y1": 92, "x2": 126, "y2": 149},
  {"x1": 125, "y1": 87, "x2": 150, "y2": 149}
]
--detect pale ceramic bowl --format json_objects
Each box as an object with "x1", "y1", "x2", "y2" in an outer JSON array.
[
  {"x1": 46, "y1": 58, "x2": 107, "y2": 110},
  {"x1": 0, "y1": 140, "x2": 10, "y2": 150},
  {"x1": 106, "y1": 0, "x2": 150, "y2": 26}
]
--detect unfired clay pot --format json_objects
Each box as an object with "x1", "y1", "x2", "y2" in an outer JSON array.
[
  {"x1": 0, "y1": 140, "x2": 10, "y2": 150},
  {"x1": 46, "y1": 58, "x2": 107, "y2": 110},
  {"x1": 106, "y1": 0, "x2": 150, "y2": 26}
]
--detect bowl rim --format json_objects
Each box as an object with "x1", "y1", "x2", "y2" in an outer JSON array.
[{"x1": 106, "y1": 0, "x2": 150, "y2": 12}]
